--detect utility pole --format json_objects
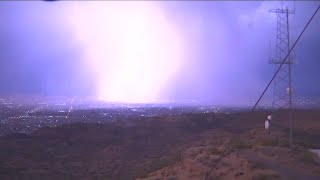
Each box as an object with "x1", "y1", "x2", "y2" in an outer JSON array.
[{"x1": 286, "y1": 8, "x2": 293, "y2": 149}]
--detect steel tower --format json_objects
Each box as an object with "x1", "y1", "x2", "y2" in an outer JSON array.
[{"x1": 269, "y1": 4, "x2": 295, "y2": 110}]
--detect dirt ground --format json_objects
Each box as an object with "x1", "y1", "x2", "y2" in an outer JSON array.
[{"x1": 0, "y1": 110, "x2": 319, "y2": 180}]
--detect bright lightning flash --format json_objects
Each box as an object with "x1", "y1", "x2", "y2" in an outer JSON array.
[{"x1": 69, "y1": 2, "x2": 184, "y2": 104}]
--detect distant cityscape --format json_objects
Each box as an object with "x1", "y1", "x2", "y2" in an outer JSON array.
[{"x1": 0, "y1": 96, "x2": 319, "y2": 136}]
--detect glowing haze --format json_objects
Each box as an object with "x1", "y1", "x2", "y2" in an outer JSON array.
[
  {"x1": 1, "y1": 1, "x2": 319, "y2": 106},
  {"x1": 69, "y1": 2, "x2": 185, "y2": 104}
]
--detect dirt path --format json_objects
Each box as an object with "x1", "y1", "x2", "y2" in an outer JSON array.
[{"x1": 240, "y1": 149, "x2": 320, "y2": 180}]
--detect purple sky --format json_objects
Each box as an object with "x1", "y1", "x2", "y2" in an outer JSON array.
[{"x1": 0, "y1": 1, "x2": 319, "y2": 106}]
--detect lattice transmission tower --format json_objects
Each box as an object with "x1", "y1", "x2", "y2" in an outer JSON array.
[{"x1": 269, "y1": 2, "x2": 295, "y2": 109}]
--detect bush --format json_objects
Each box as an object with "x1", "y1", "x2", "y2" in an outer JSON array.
[
  {"x1": 258, "y1": 137, "x2": 279, "y2": 147},
  {"x1": 229, "y1": 138, "x2": 251, "y2": 150},
  {"x1": 209, "y1": 147, "x2": 220, "y2": 155},
  {"x1": 300, "y1": 150, "x2": 318, "y2": 165},
  {"x1": 249, "y1": 161, "x2": 266, "y2": 169},
  {"x1": 252, "y1": 173, "x2": 280, "y2": 180}
]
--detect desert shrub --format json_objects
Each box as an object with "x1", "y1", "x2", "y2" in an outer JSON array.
[
  {"x1": 209, "y1": 147, "x2": 220, "y2": 155},
  {"x1": 147, "y1": 158, "x2": 171, "y2": 175},
  {"x1": 300, "y1": 150, "x2": 319, "y2": 165},
  {"x1": 278, "y1": 139, "x2": 289, "y2": 147},
  {"x1": 252, "y1": 173, "x2": 280, "y2": 180},
  {"x1": 229, "y1": 138, "x2": 251, "y2": 150},
  {"x1": 249, "y1": 160, "x2": 266, "y2": 169},
  {"x1": 257, "y1": 137, "x2": 279, "y2": 147},
  {"x1": 295, "y1": 139, "x2": 317, "y2": 149}
]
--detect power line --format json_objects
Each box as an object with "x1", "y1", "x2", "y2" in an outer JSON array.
[{"x1": 252, "y1": 4, "x2": 320, "y2": 111}]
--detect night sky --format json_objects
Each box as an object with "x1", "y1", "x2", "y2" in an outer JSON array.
[{"x1": 0, "y1": 1, "x2": 319, "y2": 105}]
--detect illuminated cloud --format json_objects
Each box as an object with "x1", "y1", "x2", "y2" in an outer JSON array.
[{"x1": 69, "y1": 2, "x2": 185, "y2": 103}]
